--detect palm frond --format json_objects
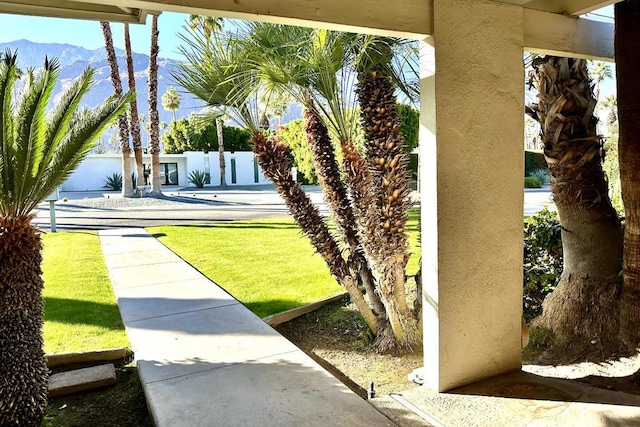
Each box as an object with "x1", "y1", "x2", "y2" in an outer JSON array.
[
  {"x1": 25, "y1": 91, "x2": 132, "y2": 214},
  {"x1": 14, "y1": 57, "x2": 59, "y2": 204},
  {"x1": 0, "y1": 52, "x2": 132, "y2": 216},
  {"x1": 35, "y1": 67, "x2": 95, "y2": 188},
  {"x1": 0, "y1": 50, "x2": 18, "y2": 211}
]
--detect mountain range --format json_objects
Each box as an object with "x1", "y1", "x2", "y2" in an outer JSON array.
[{"x1": 0, "y1": 39, "x2": 205, "y2": 125}]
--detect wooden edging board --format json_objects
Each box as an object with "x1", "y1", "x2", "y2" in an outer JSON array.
[{"x1": 262, "y1": 291, "x2": 349, "y2": 327}]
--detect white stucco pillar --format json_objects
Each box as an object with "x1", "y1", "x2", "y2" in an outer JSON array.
[{"x1": 420, "y1": 0, "x2": 524, "y2": 392}]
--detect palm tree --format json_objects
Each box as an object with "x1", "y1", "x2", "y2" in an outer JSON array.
[
  {"x1": 526, "y1": 56, "x2": 624, "y2": 355},
  {"x1": 161, "y1": 86, "x2": 181, "y2": 122},
  {"x1": 615, "y1": 0, "x2": 640, "y2": 349},
  {"x1": 0, "y1": 51, "x2": 130, "y2": 426},
  {"x1": 124, "y1": 23, "x2": 144, "y2": 188},
  {"x1": 184, "y1": 16, "x2": 228, "y2": 187},
  {"x1": 188, "y1": 14, "x2": 223, "y2": 38},
  {"x1": 177, "y1": 23, "x2": 421, "y2": 350},
  {"x1": 148, "y1": 14, "x2": 162, "y2": 194},
  {"x1": 351, "y1": 34, "x2": 420, "y2": 346},
  {"x1": 100, "y1": 21, "x2": 134, "y2": 197},
  {"x1": 588, "y1": 60, "x2": 613, "y2": 100}
]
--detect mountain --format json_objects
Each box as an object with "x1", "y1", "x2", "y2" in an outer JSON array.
[{"x1": 0, "y1": 39, "x2": 206, "y2": 125}]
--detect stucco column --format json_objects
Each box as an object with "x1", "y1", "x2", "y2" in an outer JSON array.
[{"x1": 420, "y1": 0, "x2": 524, "y2": 392}]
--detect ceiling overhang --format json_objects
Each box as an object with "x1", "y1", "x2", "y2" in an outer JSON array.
[
  {"x1": 0, "y1": 0, "x2": 148, "y2": 23},
  {"x1": 0, "y1": 0, "x2": 619, "y2": 59}
]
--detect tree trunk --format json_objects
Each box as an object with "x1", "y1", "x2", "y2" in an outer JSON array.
[
  {"x1": 0, "y1": 217, "x2": 48, "y2": 426},
  {"x1": 253, "y1": 132, "x2": 380, "y2": 334},
  {"x1": 217, "y1": 117, "x2": 227, "y2": 187},
  {"x1": 303, "y1": 102, "x2": 384, "y2": 315},
  {"x1": 528, "y1": 57, "x2": 624, "y2": 353},
  {"x1": 124, "y1": 23, "x2": 145, "y2": 189},
  {"x1": 356, "y1": 68, "x2": 419, "y2": 348},
  {"x1": 148, "y1": 15, "x2": 162, "y2": 194},
  {"x1": 616, "y1": 0, "x2": 640, "y2": 348},
  {"x1": 101, "y1": 21, "x2": 133, "y2": 197}
]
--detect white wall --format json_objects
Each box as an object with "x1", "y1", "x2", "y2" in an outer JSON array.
[{"x1": 62, "y1": 151, "x2": 270, "y2": 191}]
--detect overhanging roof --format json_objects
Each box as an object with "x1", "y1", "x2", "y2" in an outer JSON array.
[
  {"x1": 0, "y1": 0, "x2": 618, "y2": 59},
  {"x1": 0, "y1": 0, "x2": 148, "y2": 23}
]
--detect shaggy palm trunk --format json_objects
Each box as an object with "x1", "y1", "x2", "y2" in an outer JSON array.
[
  {"x1": 253, "y1": 133, "x2": 379, "y2": 333},
  {"x1": 217, "y1": 117, "x2": 227, "y2": 187},
  {"x1": 616, "y1": 0, "x2": 640, "y2": 348},
  {"x1": 356, "y1": 68, "x2": 419, "y2": 348},
  {"x1": 528, "y1": 57, "x2": 624, "y2": 351},
  {"x1": 124, "y1": 24, "x2": 144, "y2": 189},
  {"x1": 303, "y1": 102, "x2": 384, "y2": 315},
  {"x1": 148, "y1": 15, "x2": 162, "y2": 194},
  {"x1": 101, "y1": 21, "x2": 133, "y2": 197},
  {"x1": 0, "y1": 217, "x2": 48, "y2": 425}
]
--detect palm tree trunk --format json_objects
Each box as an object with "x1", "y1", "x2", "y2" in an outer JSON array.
[
  {"x1": 303, "y1": 101, "x2": 384, "y2": 315},
  {"x1": 124, "y1": 23, "x2": 144, "y2": 189},
  {"x1": 148, "y1": 14, "x2": 162, "y2": 194},
  {"x1": 528, "y1": 57, "x2": 624, "y2": 353},
  {"x1": 101, "y1": 21, "x2": 133, "y2": 197},
  {"x1": 356, "y1": 67, "x2": 419, "y2": 348},
  {"x1": 0, "y1": 217, "x2": 48, "y2": 426},
  {"x1": 616, "y1": 0, "x2": 640, "y2": 348},
  {"x1": 253, "y1": 132, "x2": 380, "y2": 334},
  {"x1": 217, "y1": 117, "x2": 227, "y2": 187}
]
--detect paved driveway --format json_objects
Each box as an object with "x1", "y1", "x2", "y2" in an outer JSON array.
[{"x1": 33, "y1": 184, "x2": 553, "y2": 232}]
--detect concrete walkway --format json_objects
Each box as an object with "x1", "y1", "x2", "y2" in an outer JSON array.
[{"x1": 99, "y1": 228, "x2": 394, "y2": 426}]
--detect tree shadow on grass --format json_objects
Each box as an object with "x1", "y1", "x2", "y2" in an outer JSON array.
[{"x1": 44, "y1": 297, "x2": 124, "y2": 330}]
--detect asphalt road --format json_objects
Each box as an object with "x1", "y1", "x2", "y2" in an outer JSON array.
[{"x1": 32, "y1": 184, "x2": 553, "y2": 232}]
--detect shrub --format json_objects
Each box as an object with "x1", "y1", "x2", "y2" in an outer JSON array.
[
  {"x1": 525, "y1": 151, "x2": 546, "y2": 176},
  {"x1": 188, "y1": 170, "x2": 207, "y2": 188},
  {"x1": 523, "y1": 208, "x2": 562, "y2": 320},
  {"x1": 529, "y1": 168, "x2": 549, "y2": 185},
  {"x1": 524, "y1": 176, "x2": 542, "y2": 188},
  {"x1": 104, "y1": 173, "x2": 123, "y2": 191}
]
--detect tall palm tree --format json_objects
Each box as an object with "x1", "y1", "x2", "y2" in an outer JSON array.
[
  {"x1": 184, "y1": 16, "x2": 228, "y2": 187},
  {"x1": 615, "y1": 0, "x2": 640, "y2": 349},
  {"x1": 526, "y1": 56, "x2": 624, "y2": 355},
  {"x1": 161, "y1": 86, "x2": 181, "y2": 122},
  {"x1": 100, "y1": 21, "x2": 134, "y2": 197},
  {"x1": 148, "y1": 14, "x2": 162, "y2": 194},
  {"x1": 0, "y1": 51, "x2": 130, "y2": 426},
  {"x1": 124, "y1": 23, "x2": 144, "y2": 188}
]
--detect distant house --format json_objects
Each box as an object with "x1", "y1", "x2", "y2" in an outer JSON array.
[{"x1": 61, "y1": 152, "x2": 271, "y2": 191}]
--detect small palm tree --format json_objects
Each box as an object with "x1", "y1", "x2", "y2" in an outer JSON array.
[
  {"x1": 161, "y1": 86, "x2": 181, "y2": 122},
  {"x1": 176, "y1": 23, "x2": 421, "y2": 351},
  {"x1": 0, "y1": 51, "x2": 130, "y2": 425}
]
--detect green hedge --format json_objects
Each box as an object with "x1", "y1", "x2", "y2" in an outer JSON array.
[
  {"x1": 525, "y1": 151, "x2": 546, "y2": 176},
  {"x1": 525, "y1": 176, "x2": 543, "y2": 188},
  {"x1": 523, "y1": 208, "x2": 562, "y2": 320}
]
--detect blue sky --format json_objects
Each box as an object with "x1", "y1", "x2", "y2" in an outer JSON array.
[{"x1": 0, "y1": 11, "x2": 190, "y2": 59}]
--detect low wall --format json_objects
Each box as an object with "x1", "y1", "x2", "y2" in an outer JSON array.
[{"x1": 61, "y1": 151, "x2": 270, "y2": 191}]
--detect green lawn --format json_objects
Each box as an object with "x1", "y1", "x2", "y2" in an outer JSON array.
[
  {"x1": 42, "y1": 232, "x2": 128, "y2": 354},
  {"x1": 39, "y1": 211, "x2": 421, "y2": 353},
  {"x1": 148, "y1": 211, "x2": 421, "y2": 318}
]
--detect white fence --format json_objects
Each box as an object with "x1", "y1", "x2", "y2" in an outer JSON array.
[{"x1": 61, "y1": 151, "x2": 271, "y2": 191}]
